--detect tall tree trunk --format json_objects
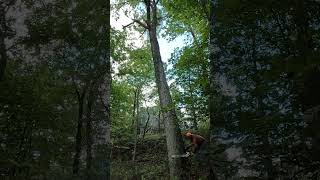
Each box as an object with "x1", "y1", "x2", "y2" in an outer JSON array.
[
  {"x1": 188, "y1": 73, "x2": 198, "y2": 130},
  {"x1": 251, "y1": 22, "x2": 274, "y2": 179},
  {"x1": 86, "y1": 91, "x2": 94, "y2": 179},
  {"x1": 158, "y1": 109, "x2": 161, "y2": 134},
  {"x1": 0, "y1": 5, "x2": 8, "y2": 81},
  {"x1": 93, "y1": 1, "x2": 111, "y2": 178},
  {"x1": 132, "y1": 88, "x2": 140, "y2": 162},
  {"x1": 132, "y1": 121, "x2": 138, "y2": 161},
  {"x1": 132, "y1": 89, "x2": 137, "y2": 126},
  {"x1": 73, "y1": 90, "x2": 86, "y2": 175},
  {"x1": 136, "y1": 88, "x2": 141, "y2": 135},
  {"x1": 208, "y1": 0, "x2": 218, "y2": 179},
  {"x1": 142, "y1": 104, "x2": 151, "y2": 139},
  {"x1": 262, "y1": 131, "x2": 274, "y2": 179},
  {"x1": 132, "y1": 93, "x2": 140, "y2": 179},
  {"x1": 144, "y1": 1, "x2": 186, "y2": 178},
  {"x1": 208, "y1": 0, "x2": 218, "y2": 144}
]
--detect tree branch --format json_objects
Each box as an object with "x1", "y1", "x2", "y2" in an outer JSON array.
[
  {"x1": 123, "y1": 19, "x2": 149, "y2": 30},
  {"x1": 122, "y1": 21, "x2": 135, "y2": 29},
  {"x1": 133, "y1": 19, "x2": 149, "y2": 29}
]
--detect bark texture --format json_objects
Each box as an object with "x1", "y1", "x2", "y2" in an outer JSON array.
[
  {"x1": 93, "y1": 1, "x2": 112, "y2": 178},
  {"x1": 86, "y1": 91, "x2": 94, "y2": 179},
  {"x1": 132, "y1": 88, "x2": 140, "y2": 162},
  {"x1": 73, "y1": 90, "x2": 86, "y2": 175},
  {"x1": 142, "y1": 104, "x2": 150, "y2": 139},
  {"x1": 0, "y1": 4, "x2": 8, "y2": 81},
  {"x1": 158, "y1": 110, "x2": 161, "y2": 134},
  {"x1": 144, "y1": 1, "x2": 186, "y2": 178},
  {"x1": 208, "y1": 0, "x2": 218, "y2": 179}
]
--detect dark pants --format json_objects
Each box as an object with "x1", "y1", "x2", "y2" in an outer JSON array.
[
  {"x1": 194, "y1": 141, "x2": 217, "y2": 179},
  {"x1": 195, "y1": 141, "x2": 210, "y2": 166}
]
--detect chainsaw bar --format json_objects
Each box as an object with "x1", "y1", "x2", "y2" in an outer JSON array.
[{"x1": 171, "y1": 152, "x2": 191, "y2": 158}]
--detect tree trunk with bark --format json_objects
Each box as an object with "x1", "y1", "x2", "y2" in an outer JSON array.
[
  {"x1": 129, "y1": 0, "x2": 188, "y2": 178},
  {"x1": 73, "y1": 89, "x2": 86, "y2": 175},
  {"x1": 0, "y1": 5, "x2": 8, "y2": 81},
  {"x1": 208, "y1": 0, "x2": 218, "y2": 179},
  {"x1": 144, "y1": 1, "x2": 186, "y2": 178},
  {"x1": 142, "y1": 103, "x2": 151, "y2": 139},
  {"x1": 158, "y1": 109, "x2": 161, "y2": 134},
  {"x1": 86, "y1": 90, "x2": 94, "y2": 179},
  {"x1": 93, "y1": 1, "x2": 111, "y2": 178},
  {"x1": 188, "y1": 73, "x2": 198, "y2": 130},
  {"x1": 136, "y1": 88, "x2": 141, "y2": 135},
  {"x1": 132, "y1": 88, "x2": 140, "y2": 162},
  {"x1": 132, "y1": 89, "x2": 137, "y2": 126}
]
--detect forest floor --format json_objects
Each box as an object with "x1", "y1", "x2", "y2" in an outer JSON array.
[
  {"x1": 111, "y1": 134, "x2": 170, "y2": 179},
  {"x1": 111, "y1": 134, "x2": 213, "y2": 180}
]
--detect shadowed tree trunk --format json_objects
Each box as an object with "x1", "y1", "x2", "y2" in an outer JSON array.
[
  {"x1": 132, "y1": 87, "x2": 140, "y2": 162},
  {"x1": 86, "y1": 90, "x2": 94, "y2": 179},
  {"x1": 132, "y1": 93, "x2": 140, "y2": 179},
  {"x1": 73, "y1": 89, "x2": 86, "y2": 175},
  {"x1": 132, "y1": 89, "x2": 137, "y2": 126},
  {"x1": 158, "y1": 109, "x2": 161, "y2": 134},
  {"x1": 188, "y1": 73, "x2": 198, "y2": 130},
  {"x1": 93, "y1": 0, "x2": 112, "y2": 178},
  {"x1": 208, "y1": 0, "x2": 218, "y2": 179},
  {"x1": 142, "y1": 103, "x2": 151, "y2": 139},
  {"x1": 0, "y1": 0, "x2": 16, "y2": 81},
  {"x1": 136, "y1": 88, "x2": 141, "y2": 135},
  {"x1": 0, "y1": 4, "x2": 8, "y2": 81}
]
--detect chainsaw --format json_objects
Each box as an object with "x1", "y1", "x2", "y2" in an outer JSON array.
[{"x1": 171, "y1": 151, "x2": 191, "y2": 158}]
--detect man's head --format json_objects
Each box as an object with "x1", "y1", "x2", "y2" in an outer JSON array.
[{"x1": 185, "y1": 131, "x2": 192, "y2": 137}]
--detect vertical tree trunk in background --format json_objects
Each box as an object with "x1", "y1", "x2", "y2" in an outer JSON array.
[
  {"x1": 132, "y1": 88, "x2": 140, "y2": 162},
  {"x1": 188, "y1": 73, "x2": 198, "y2": 130},
  {"x1": 132, "y1": 93, "x2": 140, "y2": 178},
  {"x1": 132, "y1": 89, "x2": 137, "y2": 126},
  {"x1": 132, "y1": 120, "x2": 138, "y2": 161},
  {"x1": 142, "y1": 104, "x2": 151, "y2": 139},
  {"x1": 73, "y1": 90, "x2": 86, "y2": 175},
  {"x1": 0, "y1": 5, "x2": 8, "y2": 81},
  {"x1": 262, "y1": 131, "x2": 273, "y2": 180},
  {"x1": 208, "y1": 0, "x2": 218, "y2": 179},
  {"x1": 86, "y1": 91, "x2": 94, "y2": 179},
  {"x1": 158, "y1": 110, "x2": 161, "y2": 133},
  {"x1": 143, "y1": 1, "x2": 187, "y2": 178},
  {"x1": 136, "y1": 88, "x2": 141, "y2": 135}
]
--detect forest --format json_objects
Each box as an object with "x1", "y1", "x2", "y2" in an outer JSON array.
[{"x1": 1, "y1": 0, "x2": 320, "y2": 179}]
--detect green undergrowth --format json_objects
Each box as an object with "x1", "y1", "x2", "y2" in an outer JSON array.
[
  {"x1": 110, "y1": 133, "x2": 227, "y2": 179},
  {"x1": 111, "y1": 134, "x2": 169, "y2": 179}
]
